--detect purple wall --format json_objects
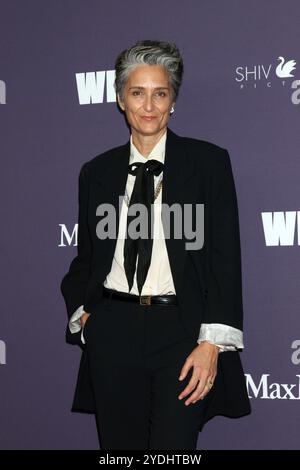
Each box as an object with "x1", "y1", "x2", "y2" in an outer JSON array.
[{"x1": 1, "y1": 0, "x2": 299, "y2": 449}]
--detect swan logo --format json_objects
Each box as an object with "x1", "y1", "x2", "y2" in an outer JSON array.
[
  {"x1": 235, "y1": 55, "x2": 297, "y2": 84},
  {"x1": 235, "y1": 55, "x2": 300, "y2": 104},
  {"x1": 275, "y1": 56, "x2": 297, "y2": 78}
]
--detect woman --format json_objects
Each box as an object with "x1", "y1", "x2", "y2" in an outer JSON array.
[{"x1": 61, "y1": 40, "x2": 251, "y2": 450}]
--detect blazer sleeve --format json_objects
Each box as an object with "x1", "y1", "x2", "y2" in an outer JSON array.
[
  {"x1": 60, "y1": 162, "x2": 92, "y2": 320},
  {"x1": 203, "y1": 148, "x2": 244, "y2": 331}
]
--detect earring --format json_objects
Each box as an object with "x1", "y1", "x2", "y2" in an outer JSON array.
[{"x1": 170, "y1": 106, "x2": 175, "y2": 114}]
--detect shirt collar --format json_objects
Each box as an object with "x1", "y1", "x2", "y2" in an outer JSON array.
[{"x1": 129, "y1": 130, "x2": 167, "y2": 165}]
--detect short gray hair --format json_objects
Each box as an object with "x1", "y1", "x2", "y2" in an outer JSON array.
[{"x1": 114, "y1": 40, "x2": 184, "y2": 103}]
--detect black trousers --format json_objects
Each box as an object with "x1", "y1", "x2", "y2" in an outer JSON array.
[{"x1": 84, "y1": 292, "x2": 209, "y2": 450}]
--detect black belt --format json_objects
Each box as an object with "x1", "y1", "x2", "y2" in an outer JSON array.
[{"x1": 103, "y1": 286, "x2": 178, "y2": 306}]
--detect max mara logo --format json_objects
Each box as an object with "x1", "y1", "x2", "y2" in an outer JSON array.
[{"x1": 245, "y1": 374, "x2": 300, "y2": 399}]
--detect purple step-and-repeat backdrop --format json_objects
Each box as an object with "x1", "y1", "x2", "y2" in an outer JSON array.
[{"x1": 1, "y1": 0, "x2": 299, "y2": 450}]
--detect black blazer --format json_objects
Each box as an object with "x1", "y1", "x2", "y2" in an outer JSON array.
[{"x1": 61, "y1": 126, "x2": 251, "y2": 428}]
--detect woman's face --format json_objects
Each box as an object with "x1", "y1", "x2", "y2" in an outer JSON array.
[{"x1": 117, "y1": 64, "x2": 175, "y2": 137}]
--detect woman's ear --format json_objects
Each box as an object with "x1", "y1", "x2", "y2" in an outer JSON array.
[{"x1": 117, "y1": 94, "x2": 125, "y2": 111}]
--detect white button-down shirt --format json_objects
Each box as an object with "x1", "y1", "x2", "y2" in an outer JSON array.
[
  {"x1": 69, "y1": 130, "x2": 244, "y2": 351},
  {"x1": 103, "y1": 130, "x2": 175, "y2": 296}
]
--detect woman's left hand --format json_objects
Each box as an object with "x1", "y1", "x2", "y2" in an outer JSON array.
[{"x1": 178, "y1": 341, "x2": 220, "y2": 405}]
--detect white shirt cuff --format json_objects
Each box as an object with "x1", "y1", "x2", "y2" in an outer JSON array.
[
  {"x1": 68, "y1": 304, "x2": 87, "y2": 344},
  {"x1": 197, "y1": 323, "x2": 244, "y2": 352}
]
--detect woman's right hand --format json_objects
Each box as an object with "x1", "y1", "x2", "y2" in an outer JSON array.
[{"x1": 80, "y1": 312, "x2": 91, "y2": 328}]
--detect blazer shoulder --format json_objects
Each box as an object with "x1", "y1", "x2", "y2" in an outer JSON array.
[
  {"x1": 181, "y1": 135, "x2": 230, "y2": 169},
  {"x1": 182, "y1": 134, "x2": 226, "y2": 153}
]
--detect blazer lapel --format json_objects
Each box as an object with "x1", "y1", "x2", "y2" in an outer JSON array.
[
  {"x1": 92, "y1": 139, "x2": 130, "y2": 270},
  {"x1": 94, "y1": 138, "x2": 130, "y2": 225},
  {"x1": 162, "y1": 127, "x2": 196, "y2": 296}
]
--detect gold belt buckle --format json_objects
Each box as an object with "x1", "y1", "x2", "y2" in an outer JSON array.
[{"x1": 139, "y1": 295, "x2": 151, "y2": 305}]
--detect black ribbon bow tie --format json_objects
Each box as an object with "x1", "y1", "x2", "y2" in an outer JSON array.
[{"x1": 123, "y1": 159, "x2": 164, "y2": 295}]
